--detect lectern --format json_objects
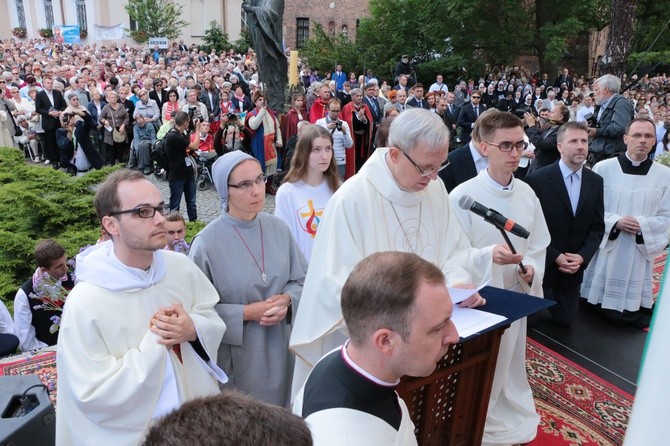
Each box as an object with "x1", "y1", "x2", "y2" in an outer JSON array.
[{"x1": 396, "y1": 286, "x2": 552, "y2": 446}]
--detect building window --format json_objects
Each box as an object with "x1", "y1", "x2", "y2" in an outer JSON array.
[
  {"x1": 296, "y1": 18, "x2": 309, "y2": 48},
  {"x1": 43, "y1": 0, "x2": 54, "y2": 28},
  {"x1": 75, "y1": 0, "x2": 87, "y2": 31},
  {"x1": 15, "y1": 0, "x2": 27, "y2": 29},
  {"x1": 129, "y1": 17, "x2": 137, "y2": 31}
]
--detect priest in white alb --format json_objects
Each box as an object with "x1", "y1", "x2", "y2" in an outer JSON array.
[
  {"x1": 582, "y1": 117, "x2": 670, "y2": 327},
  {"x1": 290, "y1": 108, "x2": 525, "y2": 398}
]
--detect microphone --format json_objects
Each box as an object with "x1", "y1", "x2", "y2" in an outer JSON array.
[{"x1": 458, "y1": 195, "x2": 530, "y2": 239}]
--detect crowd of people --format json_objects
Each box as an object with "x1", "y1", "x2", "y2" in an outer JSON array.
[{"x1": 1, "y1": 35, "x2": 669, "y2": 446}]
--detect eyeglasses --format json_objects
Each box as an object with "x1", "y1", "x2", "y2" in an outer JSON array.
[
  {"x1": 401, "y1": 150, "x2": 449, "y2": 176},
  {"x1": 228, "y1": 174, "x2": 267, "y2": 191},
  {"x1": 483, "y1": 141, "x2": 529, "y2": 152},
  {"x1": 627, "y1": 132, "x2": 655, "y2": 139},
  {"x1": 109, "y1": 205, "x2": 169, "y2": 218},
  {"x1": 471, "y1": 96, "x2": 481, "y2": 99}
]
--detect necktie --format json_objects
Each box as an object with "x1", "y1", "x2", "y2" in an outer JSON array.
[
  {"x1": 370, "y1": 98, "x2": 378, "y2": 115},
  {"x1": 474, "y1": 107, "x2": 479, "y2": 117},
  {"x1": 569, "y1": 173, "x2": 579, "y2": 215},
  {"x1": 449, "y1": 104, "x2": 453, "y2": 114}
]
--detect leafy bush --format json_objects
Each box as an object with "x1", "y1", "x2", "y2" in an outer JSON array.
[
  {"x1": 0, "y1": 147, "x2": 206, "y2": 313},
  {"x1": 0, "y1": 148, "x2": 117, "y2": 310}
]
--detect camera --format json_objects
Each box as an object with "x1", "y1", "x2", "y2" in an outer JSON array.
[
  {"x1": 584, "y1": 113, "x2": 597, "y2": 128},
  {"x1": 188, "y1": 106, "x2": 196, "y2": 118},
  {"x1": 334, "y1": 120, "x2": 343, "y2": 131}
]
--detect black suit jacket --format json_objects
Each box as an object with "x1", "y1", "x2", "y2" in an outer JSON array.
[
  {"x1": 149, "y1": 90, "x2": 169, "y2": 110},
  {"x1": 525, "y1": 124, "x2": 561, "y2": 169},
  {"x1": 438, "y1": 144, "x2": 477, "y2": 193},
  {"x1": 406, "y1": 97, "x2": 429, "y2": 110},
  {"x1": 35, "y1": 89, "x2": 66, "y2": 130},
  {"x1": 456, "y1": 103, "x2": 486, "y2": 143},
  {"x1": 363, "y1": 95, "x2": 382, "y2": 124},
  {"x1": 526, "y1": 162, "x2": 605, "y2": 288}
]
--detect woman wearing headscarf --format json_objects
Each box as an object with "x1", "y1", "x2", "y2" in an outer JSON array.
[{"x1": 189, "y1": 151, "x2": 307, "y2": 408}]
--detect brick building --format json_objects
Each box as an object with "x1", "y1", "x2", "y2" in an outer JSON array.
[{"x1": 282, "y1": 0, "x2": 370, "y2": 51}]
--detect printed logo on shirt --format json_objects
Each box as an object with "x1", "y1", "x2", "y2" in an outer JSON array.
[{"x1": 298, "y1": 199, "x2": 324, "y2": 238}]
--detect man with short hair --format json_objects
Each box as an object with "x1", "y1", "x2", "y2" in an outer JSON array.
[
  {"x1": 449, "y1": 111, "x2": 550, "y2": 446},
  {"x1": 291, "y1": 109, "x2": 515, "y2": 397},
  {"x1": 457, "y1": 91, "x2": 487, "y2": 144},
  {"x1": 144, "y1": 391, "x2": 312, "y2": 446},
  {"x1": 165, "y1": 110, "x2": 201, "y2": 221},
  {"x1": 332, "y1": 64, "x2": 346, "y2": 92},
  {"x1": 294, "y1": 252, "x2": 459, "y2": 445},
  {"x1": 587, "y1": 74, "x2": 634, "y2": 164},
  {"x1": 393, "y1": 74, "x2": 410, "y2": 94},
  {"x1": 406, "y1": 83, "x2": 429, "y2": 110},
  {"x1": 309, "y1": 85, "x2": 332, "y2": 123},
  {"x1": 57, "y1": 170, "x2": 226, "y2": 446},
  {"x1": 582, "y1": 118, "x2": 670, "y2": 328},
  {"x1": 394, "y1": 89, "x2": 409, "y2": 113},
  {"x1": 164, "y1": 211, "x2": 189, "y2": 254},
  {"x1": 14, "y1": 239, "x2": 74, "y2": 352},
  {"x1": 317, "y1": 98, "x2": 354, "y2": 179},
  {"x1": 35, "y1": 76, "x2": 67, "y2": 167},
  {"x1": 131, "y1": 114, "x2": 157, "y2": 174},
  {"x1": 527, "y1": 122, "x2": 605, "y2": 326},
  {"x1": 429, "y1": 74, "x2": 448, "y2": 94}
]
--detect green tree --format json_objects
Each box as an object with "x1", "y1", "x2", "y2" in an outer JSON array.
[
  {"x1": 125, "y1": 0, "x2": 189, "y2": 40},
  {"x1": 201, "y1": 21, "x2": 231, "y2": 54},
  {"x1": 232, "y1": 29, "x2": 254, "y2": 55}
]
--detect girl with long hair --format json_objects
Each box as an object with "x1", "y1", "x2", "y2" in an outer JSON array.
[{"x1": 274, "y1": 124, "x2": 341, "y2": 262}]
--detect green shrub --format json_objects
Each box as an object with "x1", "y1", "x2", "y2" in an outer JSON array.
[{"x1": 0, "y1": 147, "x2": 120, "y2": 312}]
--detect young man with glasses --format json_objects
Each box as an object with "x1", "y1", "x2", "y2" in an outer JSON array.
[
  {"x1": 457, "y1": 92, "x2": 487, "y2": 143},
  {"x1": 449, "y1": 110, "x2": 550, "y2": 446},
  {"x1": 56, "y1": 169, "x2": 226, "y2": 446},
  {"x1": 316, "y1": 98, "x2": 353, "y2": 179},
  {"x1": 291, "y1": 109, "x2": 520, "y2": 397}
]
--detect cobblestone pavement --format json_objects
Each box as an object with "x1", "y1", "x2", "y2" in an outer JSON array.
[{"x1": 147, "y1": 173, "x2": 276, "y2": 223}]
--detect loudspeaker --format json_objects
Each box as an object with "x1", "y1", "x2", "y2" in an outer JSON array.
[{"x1": 0, "y1": 375, "x2": 55, "y2": 446}]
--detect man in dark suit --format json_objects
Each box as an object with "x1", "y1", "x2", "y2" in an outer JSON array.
[
  {"x1": 363, "y1": 82, "x2": 382, "y2": 125},
  {"x1": 35, "y1": 76, "x2": 67, "y2": 167},
  {"x1": 435, "y1": 95, "x2": 458, "y2": 148},
  {"x1": 527, "y1": 121, "x2": 605, "y2": 325},
  {"x1": 406, "y1": 83, "x2": 429, "y2": 109},
  {"x1": 439, "y1": 109, "x2": 496, "y2": 192},
  {"x1": 456, "y1": 93, "x2": 486, "y2": 144}
]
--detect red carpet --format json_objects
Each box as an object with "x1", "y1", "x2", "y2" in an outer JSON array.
[
  {"x1": 526, "y1": 338, "x2": 633, "y2": 446},
  {"x1": 0, "y1": 349, "x2": 57, "y2": 406}
]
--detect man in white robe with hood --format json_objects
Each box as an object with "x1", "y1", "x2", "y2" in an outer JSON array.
[
  {"x1": 56, "y1": 169, "x2": 227, "y2": 446},
  {"x1": 449, "y1": 111, "x2": 550, "y2": 445}
]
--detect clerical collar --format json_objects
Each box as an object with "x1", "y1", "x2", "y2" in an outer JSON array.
[
  {"x1": 483, "y1": 167, "x2": 514, "y2": 190},
  {"x1": 618, "y1": 152, "x2": 652, "y2": 175},
  {"x1": 342, "y1": 341, "x2": 399, "y2": 387}
]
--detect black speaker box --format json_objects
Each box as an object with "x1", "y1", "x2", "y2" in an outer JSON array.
[{"x1": 0, "y1": 375, "x2": 55, "y2": 446}]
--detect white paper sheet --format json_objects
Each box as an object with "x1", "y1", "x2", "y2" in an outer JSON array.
[
  {"x1": 448, "y1": 279, "x2": 491, "y2": 304},
  {"x1": 451, "y1": 306, "x2": 507, "y2": 338}
]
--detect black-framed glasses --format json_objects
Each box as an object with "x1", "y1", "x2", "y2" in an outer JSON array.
[
  {"x1": 109, "y1": 205, "x2": 169, "y2": 218},
  {"x1": 228, "y1": 174, "x2": 267, "y2": 191},
  {"x1": 483, "y1": 141, "x2": 529, "y2": 152},
  {"x1": 401, "y1": 150, "x2": 449, "y2": 177}
]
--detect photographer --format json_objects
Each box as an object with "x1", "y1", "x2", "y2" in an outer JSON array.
[
  {"x1": 181, "y1": 88, "x2": 208, "y2": 132},
  {"x1": 525, "y1": 102, "x2": 570, "y2": 170},
  {"x1": 214, "y1": 113, "x2": 246, "y2": 155},
  {"x1": 316, "y1": 98, "x2": 353, "y2": 179},
  {"x1": 165, "y1": 110, "x2": 201, "y2": 221},
  {"x1": 587, "y1": 74, "x2": 634, "y2": 165}
]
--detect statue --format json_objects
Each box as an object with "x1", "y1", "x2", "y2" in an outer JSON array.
[{"x1": 242, "y1": 0, "x2": 288, "y2": 113}]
